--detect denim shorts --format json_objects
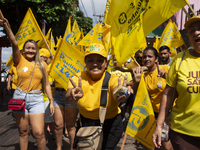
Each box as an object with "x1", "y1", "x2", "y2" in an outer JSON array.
[
  {"x1": 13, "y1": 88, "x2": 44, "y2": 114},
  {"x1": 54, "y1": 89, "x2": 78, "y2": 108},
  {"x1": 44, "y1": 101, "x2": 54, "y2": 123}
]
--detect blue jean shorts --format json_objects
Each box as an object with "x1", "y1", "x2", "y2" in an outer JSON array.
[
  {"x1": 54, "y1": 89, "x2": 78, "y2": 108},
  {"x1": 13, "y1": 88, "x2": 44, "y2": 114},
  {"x1": 44, "y1": 101, "x2": 54, "y2": 123}
]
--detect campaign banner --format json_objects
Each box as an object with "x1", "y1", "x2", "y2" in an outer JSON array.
[
  {"x1": 126, "y1": 75, "x2": 156, "y2": 149},
  {"x1": 50, "y1": 40, "x2": 86, "y2": 91},
  {"x1": 15, "y1": 8, "x2": 43, "y2": 50}
]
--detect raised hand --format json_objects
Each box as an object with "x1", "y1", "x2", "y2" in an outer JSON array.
[
  {"x1": 69, "y1": 76, "x2": 83, "y2": 101},
  {"x1": 157, "y1": 62, "x2": 167, "y2": 79},
  {"x1": 115, "y1": 75, "x2": 133, "y2": 103},
  {"x1": 132, "y1": 66, "x2": 144, "y2": 83}
]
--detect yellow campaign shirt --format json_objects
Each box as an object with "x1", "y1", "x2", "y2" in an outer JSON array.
[
  {"x1": 8, "y1": 64, "x2": 18, "y2": 89},
  {"x1": 166, "y1": 50, "x2": 200, "y2": 137},
  {"x1": 55, "y1": 81, "x2": 64, "y2": 88},
  {"x1": 68, "y1": 71, "x2": 121, "y2": 120},
  {"x1": 144, "y1": 65, "x2": 170, "y2": 113},
  {"x1": 109, "y1": 69, "x2": 132, "y2": 82},
  {"x1": 16, "y1": 55, "x2": 49, "y2": 91}
]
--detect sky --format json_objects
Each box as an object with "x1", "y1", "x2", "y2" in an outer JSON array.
[{"x1": 1, "y1": 0, "x2": 107, "y2": 64}]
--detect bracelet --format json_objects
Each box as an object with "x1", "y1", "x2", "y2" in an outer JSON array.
[{"x1": 49, "y1": 98, "x2": 54, "y2": 101}]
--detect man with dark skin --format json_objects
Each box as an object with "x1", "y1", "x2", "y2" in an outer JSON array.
[
  {"x1": 134, "y1": 50, "x2": 143, "y2": 66},
  {"x1": 159, "y1": 45, "x2": 172, "y2": 65}
]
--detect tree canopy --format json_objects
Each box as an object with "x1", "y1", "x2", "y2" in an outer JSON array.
[{"x1": 0, "y1": 0, "x2": 93, "y2": 38}]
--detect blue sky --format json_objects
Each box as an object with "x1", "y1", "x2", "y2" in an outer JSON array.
[{"x1": 1, "y1": 0, "x2": 107, "y2": 63}]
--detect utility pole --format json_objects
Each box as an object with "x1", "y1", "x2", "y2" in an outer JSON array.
[{"x1": 93, "y1": 14, "x2": 104, "y2": 23}]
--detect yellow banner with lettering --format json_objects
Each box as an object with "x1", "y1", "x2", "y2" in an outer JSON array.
[
  {"x1": 50, "y1": 40, "x2": 85, "y2": 91},
  {"x1": 71, "y1": 20, "x2": 81, "y2": 46},
  {"x1": 63, "y1": 16, "x2": 72, "y2": 44},
  {"x1": 15, "y1": 8, "x2": 44, "y2": 50},
  {"x1": 126, "y1": 74, "x2": 156, "y2": 149},
  {"x1": 105, "y1": 0, "x2": 188, "y2": 66}
]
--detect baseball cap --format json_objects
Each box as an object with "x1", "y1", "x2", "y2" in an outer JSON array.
[
  {"x1": 39, "y1": 48, "x2": 50, "y2": 57},
  {"x1": 184, "y1": 15, "x2": 200, "y2": 31},
  {"x1": 85, "y1": 43, "x2": 107, "y2": 59}
]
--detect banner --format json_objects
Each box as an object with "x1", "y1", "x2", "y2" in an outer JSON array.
[
  {"x1": 71, "y1": 20, "x2": 81, "y2": 46},
  {"x1": 78, "y1": 23, "x2": 98, "y2": 46},
  {"x1": 153, "y1": 35, "x2": 160, "y2": 52},
  {"x1": 126, "y1": 74, "x2": 156, "y2": 149},
  {"x1": 15, "y1": 8, "x2": 44, "y2": 50},
  {"x1": 46, "y1": 28, "x2": 51, "y2": 40},
  {"x1": 63, "y1": 16, "x2": 72, "y2": 44},
  {"x1": 50, "y1": 32, "x2": 56, "y2": 56},
  {"x1": 50, "y1": 40, "x2": 86, "y2": 91},
  {"x1": 105, "y1": 0, "x2": 188, "y2": 66}
]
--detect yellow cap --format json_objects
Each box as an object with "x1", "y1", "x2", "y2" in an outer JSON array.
[
  {"x1": 184, "y1": 15, "x2": 200, "y2": 31},
  {"x1": 39, "y1": 48, "x2": 50, "y2": 57},
  {"x1": 85, "y1": 43, "x2": 107, "y2": 59}
]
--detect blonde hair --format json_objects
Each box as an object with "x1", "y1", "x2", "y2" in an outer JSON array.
[{"x1": 23, "y1": 40, "x2": 46, "y2": 93}]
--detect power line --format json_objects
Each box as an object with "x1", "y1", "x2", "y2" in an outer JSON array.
[
  {"x1": 91, "y1": 0, "x2": 98, "y2": 23},
  {"x1": 80, "y1": 0, "x2": 88, "y2": 17}
]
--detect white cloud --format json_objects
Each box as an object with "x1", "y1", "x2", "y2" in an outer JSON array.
[{"x1": 79, "y1": 0, "x2": 107, "y2": 24}]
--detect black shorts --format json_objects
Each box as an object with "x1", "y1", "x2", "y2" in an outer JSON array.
[{"x1": 170, "y1": 129, "x2": 200, "y2": 150}]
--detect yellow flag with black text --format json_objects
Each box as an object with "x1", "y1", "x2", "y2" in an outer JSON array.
[
  {"x1": 105, "y1": 0, "x2": 188, "y2": 66},
  {"x1": 71, "y1": 20, "x2": 81, "y2": 46},
  {"x1": 126, "y1": 74, "x2": 156, "y2": 149},
  {"x1": 50, "y1": 40, "x2": 85, "y2": 90},
  {"x1": 15, "y1": 8, "x2": 44, "y2": 50}
]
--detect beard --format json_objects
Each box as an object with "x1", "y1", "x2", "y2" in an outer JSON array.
[{"x1": 162, "y1": 56, "x2": 170, "y2": 63}]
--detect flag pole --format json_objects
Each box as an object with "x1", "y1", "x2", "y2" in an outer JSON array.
[
  {"x1": 120, "y1": 133, "x2": 127, "y2": 150},
  {"x1": 186, "y1": 1, "x2": 196, "y2": 16},
  {"x1": 182, "y1": 8, "x2": 191, "y2": 19}
]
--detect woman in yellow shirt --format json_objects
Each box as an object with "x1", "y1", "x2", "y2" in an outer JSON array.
[
  {"x1": 66, "y1": 43, "x2": 131, "y2": 149},
  {"x1": 132, "y1": 47, "x2": 172, "y2": 150},
  {"x1": 0, "y1": 18, "x2": 54, "y2": 150}
]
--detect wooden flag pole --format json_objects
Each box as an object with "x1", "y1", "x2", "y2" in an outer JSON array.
[
  {"x1": 120, "y1": 133, "x2": 127, "y2": 150},
  {"x1": 131, "y1": 57, "x2": 140, "y2": 67},
  {"x1": 186, "y1": 2, "x2": 196, "y2": 16},
  {"x1": 43, "y1": 37, "x2": 54, "y2": 58},
  {"x1": 182, "y1": 8, "x2": 191, "y2": 19}
]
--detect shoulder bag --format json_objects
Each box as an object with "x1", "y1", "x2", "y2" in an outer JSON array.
[
  {"x1": 8, "y1": 63, "x2": 36, "y2": 111},
  {"x1": 76, "y1": 71, "x2": 111, "y2": 150}
]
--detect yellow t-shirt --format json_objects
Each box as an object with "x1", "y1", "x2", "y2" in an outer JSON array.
[
  {"x1": 16, "y1": 55, "x2": 49, "y2": 91},
  {"x1": 8, "y1": 64, "x2": 17, "y2": 89},
  {"x1": 55, "y1": 81, "x2": 64, "y2": 88},
  {"x1": 166, "y1": 50, "x2": 200, "y2": 137},
  {"x1": 144, "y1": 65, "x2": 170, "y2": 113},
  {"x1": 68, "y1": 71, "x2": 121, "y2": 120},
  {"x1": 109, "y1": 69, "x2": 132, "y2": 82}
]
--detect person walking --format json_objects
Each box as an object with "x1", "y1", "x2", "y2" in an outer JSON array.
[{"x1": 0, "y1": 18, "x2": 54, "y2": 150}]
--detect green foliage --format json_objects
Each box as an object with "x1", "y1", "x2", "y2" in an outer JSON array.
[{"x1": 0, "y1": 0, "x2": 93, "y2": 39}]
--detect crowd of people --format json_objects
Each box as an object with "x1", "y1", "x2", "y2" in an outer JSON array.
[{"x1": 1, "y1": 13, "x2": 200, "y2": 150}]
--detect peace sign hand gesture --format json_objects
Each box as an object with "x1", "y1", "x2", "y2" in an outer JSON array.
[{"x1": 69, "y1": 76, "x2": 83, "y2": 101}]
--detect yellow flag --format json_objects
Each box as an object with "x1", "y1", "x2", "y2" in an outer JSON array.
[
  {"x1": 153, "y1": 35, "x2": 160, "y2": 51},
  {"x1": 50, "y1": 40, "x2": 85, "y2": 90},
  {"x1": 63, "y1": 16, "x2": 72, "y2": 44},
  {"x1": 46, "y1": 28, "x2": 52, "y2": 40},
  {"x1": 15, "y1": 8, "x2": 44, "y2": 50},
  {"x1": 105, "y1": 0, "x2": 188, "y2": 66},
  {"x1": 71, "y1": 20, "x2": 81, "y2": 46},
  {"x1": 78, "y1": 23, "x2": 98, "y2": 46},
  {"x1": 126, "y1": 74, "x2": 156, "y2": 149},
  {"x1": 159, "y1": 19, "x2": 185, "y2": 48},
  {"x1": 37, "y1": 36, "x2": 50, "y2": 49},
  {"x1": 50, "y1": 32, "x2": 56, "y2": 56},
  {"x1": 6, "y1": 50, "x2": 24, "y2": 66}
]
